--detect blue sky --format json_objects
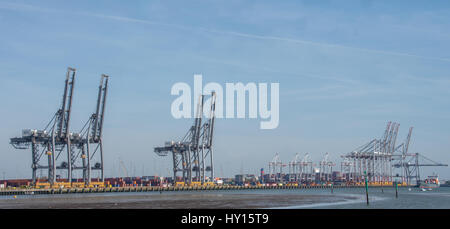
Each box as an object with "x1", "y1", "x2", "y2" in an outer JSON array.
[{"x1": 0, "y1": 0, "x2": 449, "y2": 179}]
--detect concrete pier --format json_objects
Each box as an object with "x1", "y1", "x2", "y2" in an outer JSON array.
[{"x1": 0, "y1": 184, "x2": 394, "y2": 196}]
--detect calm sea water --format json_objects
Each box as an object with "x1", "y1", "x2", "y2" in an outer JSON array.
[
  {"x1": 2, "y1": 187, "x2": 449, "y2": 209},
  {"x1": 269, "y1": 186, "x2": 450, "y2": 209},
  {"x1": 312, "y1": 186, "x2": 450, "y2": 209}
]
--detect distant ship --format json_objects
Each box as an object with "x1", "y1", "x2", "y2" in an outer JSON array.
[{"x1": 419, "y1": 174, "x2": 440, "y2": 190}]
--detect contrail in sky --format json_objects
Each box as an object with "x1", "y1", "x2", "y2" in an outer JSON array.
[{"x1": 1, "y1": 2, "x2": 450, "y2": 63}]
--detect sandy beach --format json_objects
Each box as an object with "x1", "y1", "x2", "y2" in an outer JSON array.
[{"x1": 0, "y1": 192, "x2": 358, "y2": 209}]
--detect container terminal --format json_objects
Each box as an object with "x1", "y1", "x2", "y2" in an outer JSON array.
[{"x1": 2, "y1": 66, "x2": 448, "y2": 194}]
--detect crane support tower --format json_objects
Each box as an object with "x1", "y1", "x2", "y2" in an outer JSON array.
[
  {"x1": 154, "y1": 92, "x2": 217, "y2": 185},
  {"x1": 301, "y1": 153, "x2": 314, "y2": 184},
  {"x1": 78, "y1": 74, "x2": 109, "y2": 185},
  {"x1": 319, "y1": 153, "x2": 335, "y2": 183},
  {"x1": 288, "y1": 153, "x2": 302, "y2": 182}
]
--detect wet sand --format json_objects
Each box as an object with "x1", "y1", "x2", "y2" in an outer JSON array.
[{"x1": 0, "y1": 193, "x2": 358, "y2": 209}]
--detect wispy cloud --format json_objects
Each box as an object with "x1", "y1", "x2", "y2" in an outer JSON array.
[
  {"x1": 2, "y1": 2, "x2": 450, "y2": 63},
  {"x1": 89, "y1": 13, "x2": 450, "y2": 63}
]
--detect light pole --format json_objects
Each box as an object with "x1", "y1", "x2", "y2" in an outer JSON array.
[{"x1": 364, "y1": 171, "x2": 369, "y2": 205}]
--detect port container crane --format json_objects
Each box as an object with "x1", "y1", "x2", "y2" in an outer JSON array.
[
  {"x1": 10, "y1": 68, "x2": 76, "y2": 185},
  {"x1": 154, "y1": 92, "x2": 217, "y2": 184}
]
